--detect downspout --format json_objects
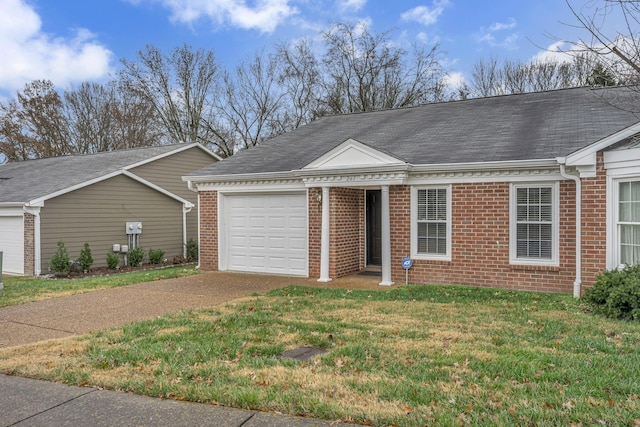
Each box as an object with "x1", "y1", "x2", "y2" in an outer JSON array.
[
  {"x1": 186, "y1": 180, "x2": 201, "y2": 269},
  {"x1": 559, "y1": 163, "x2": 582, "y2": 298},
  {"x1": 182, "y1": 204, "x2": 193, "y2": 258}
]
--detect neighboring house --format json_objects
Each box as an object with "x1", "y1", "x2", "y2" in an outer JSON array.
[
  {"x1": 185, "y1": 86, "x2": 640, "y2": 296},
  {"x1": 0, "y1": 143, "x2": 220, "y2": 276}
]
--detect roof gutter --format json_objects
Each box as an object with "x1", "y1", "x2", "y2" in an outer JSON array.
[
  {"x1": 410, "y1": 158, "x2": 560, "y2": 173},
  {"x1": 557, "y1": 158, "x2": 582, "y2": 298}
]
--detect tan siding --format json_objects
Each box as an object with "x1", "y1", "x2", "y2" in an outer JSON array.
[
  {"x1": 40, "y1": 175, "x2": 184, "y2": 273},
  {"x1": 130, "y1": 146, "x2": 217, "y2": 202},
  {"x1": 131, "y1": 146, "x2": 216, "y2": 243}
]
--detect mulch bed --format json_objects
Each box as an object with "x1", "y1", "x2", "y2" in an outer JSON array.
[{"x1": 46, "y1": 262, "x2": 196, "y2": 279}]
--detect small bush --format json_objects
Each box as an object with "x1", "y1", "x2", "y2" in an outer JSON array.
[
  {"x1": 148, "y1": 248, "x2": 165, "y2": 265},
  {"x1": 78, "y1": 242, "x2": 94, "y2": 272},
  {"x1": 583, "y1": 264, "x2": 640, "y2": 320},
  {"x1": 49, "y1": 241, "x2": 71, "y2": 275},
  {"x1": 128, "y1": 247, "x2": 145, "y2": 267},
  {"x1": 186, "y1": 238, "x2": 198, "y2": 262},
  {"x1": 106, "y1": 252, "x2": 120, "y2": 269}
]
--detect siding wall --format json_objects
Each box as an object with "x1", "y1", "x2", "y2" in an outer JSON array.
[
  {"x1": 40, "y1": 175, "x2": 184, "y2": 272},
  {"x1": 131, "y1": 146, "x2": 218, "y2": 243}
]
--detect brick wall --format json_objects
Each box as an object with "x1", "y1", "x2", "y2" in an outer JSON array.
[
  {"x1": 388, "y1": 182, "x2": 578, "y2": 294},
  {"x1": 199, "y1": 191, "x2": 218, "y2": 271},
  {"x1": 23, "y1": 213, "x2": 35, "y2": 276},
  {"x1": 330, "y1": 188, "x2": 365, "y2": 277},
  {"x1": 308, "y1": 188, "x2": 322, "y2": 278},
  {"x1": 581, "y1": 153, "x2": 607, "y2": 287}
]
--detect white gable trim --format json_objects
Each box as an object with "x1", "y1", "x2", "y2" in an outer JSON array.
[
  {"x1": 27, "y1": 170, "x2": 193, "y2": 208},
  {"x1": 123, "y1": 143, "x2": 221, "y2": 171},
  {"x1": 303, "y1": 139, "x2": 406, "y2": 170},
  {"x1": 562, "y1": 122, "x2": 640, "y2": 177}
]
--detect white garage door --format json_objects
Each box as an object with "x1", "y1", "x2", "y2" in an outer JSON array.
[
  {"x1": 0, "y1": 216, "x2": 24, "y2": 275},
  {"x1": 223, "y1": 193, "x2": 307, "y2": 276}
]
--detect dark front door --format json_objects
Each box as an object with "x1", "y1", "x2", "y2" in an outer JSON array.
[{"x1": 366, "y1": 190, "x2": 382, "y2": 265}]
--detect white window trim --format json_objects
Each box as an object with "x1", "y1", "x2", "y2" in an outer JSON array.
[
  {"x1": 608, "y1": 176, "x2": 640, "y2": 269},
  {"x1": 605, "y1": 148, "x2": 640, "y2": 270},
  {"x1": 410, "y1": 185, "x2": 452, "y2": 261},
  {"x1": 509, "y1": 182, "x2": 560, "y2": 267}
]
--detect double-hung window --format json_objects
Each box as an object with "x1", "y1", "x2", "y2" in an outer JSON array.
[
  {"x1": 412, "y1": 186, "x2": 451, "y2": 260},
  {"x1": 510, "y1": 183, "x2": 559, "y2": 266},
  {"x1": 618, "y1": 180, "x2": 640, "y2": 266}
]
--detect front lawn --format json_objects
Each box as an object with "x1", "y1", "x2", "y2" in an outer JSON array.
[
  {"x1": 0, "y1": 265, "x2": 199, "y2": 307},
  {"x1": 1, "y1": 285, "x2": 639, "y2": 426}
]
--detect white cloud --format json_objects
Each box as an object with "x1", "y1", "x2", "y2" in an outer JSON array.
[
  {"x1": 0, "y1": 0, "x2": 113, "y2": 96},
  {"x1": 337, "y1": 0, "x2": 367, "y2": 14},
  {"x1": 401, "y1": 0, "x2": 450, "y2": 26},
  {"x1": 150, "y1": 0, "x2": 298, "y2": 33},
  {"x1": 476, "y1": 18, "x2": 519, "y2": 50}
]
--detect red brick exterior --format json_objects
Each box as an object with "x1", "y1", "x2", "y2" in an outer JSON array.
[
  {"x1": 384, "y1": 183, "x2": 578, "y2": 293},
  {"x1": 200, "y1": 160, "x2": 611, "y2": 294},
  {"x1": 330, "y1": 188, "x2": 365, "y2": 277},
  {"x1": 23, "y1": 213, "x2": 35, "y2": 276},
  {"x1": 581, "y1": 153, "x2": 608, "y2": 286},
  {"x1": 199, "y1": 191, "x2": 218, "y2": 271},
  {"x1": 308, "y1": 188, "x2": 322, "y2": 278}
]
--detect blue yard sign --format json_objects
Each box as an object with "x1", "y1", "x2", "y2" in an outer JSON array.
[{"x1": 401, "y1": 256, "x2": 412, "y2": 285}]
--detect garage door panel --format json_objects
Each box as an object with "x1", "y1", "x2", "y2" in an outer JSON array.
[
  {"x1": 0, "y1": 216, "x2": 24, "y2": 275},
  {"x1": 223, "y1": 193, "x2": 307, "y2": 276}
]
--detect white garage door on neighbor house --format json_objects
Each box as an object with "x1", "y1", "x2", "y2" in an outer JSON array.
[
  {"x1": 0, "y1": 215, "x2": 24, "y2": 275},
  {"x1": 221, "y1": 193, "x2": 307, "y2": 276}
]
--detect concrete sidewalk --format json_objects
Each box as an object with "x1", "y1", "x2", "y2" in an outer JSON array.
[{"x1": 0, "y1": 374, "x2": 349, "y2": 427}]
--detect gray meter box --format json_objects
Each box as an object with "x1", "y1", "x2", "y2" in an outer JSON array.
[{"x1": 126, "y1": 222, "x2": 142, "y2": 235}]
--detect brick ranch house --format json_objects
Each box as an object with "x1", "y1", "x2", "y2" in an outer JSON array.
[{"x1": 185, "y1": 86, "x2": 640, "y2": 296}]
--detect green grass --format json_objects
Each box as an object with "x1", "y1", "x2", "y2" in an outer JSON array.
[
  {"x1": 1, "y1": 284, "x2": 639, "y2": 426},
  {"x1": 0, "y1": 265, "x2": 199, "y2": 307}
]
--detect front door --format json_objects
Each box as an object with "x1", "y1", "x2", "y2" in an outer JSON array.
[{"x1": 366, "y1": 190, "x2": 382, "y2": 265}]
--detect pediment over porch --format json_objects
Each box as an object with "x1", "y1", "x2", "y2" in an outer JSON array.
[{"x1": 303, "y1": 138, "x2": 406, "y2": 170}]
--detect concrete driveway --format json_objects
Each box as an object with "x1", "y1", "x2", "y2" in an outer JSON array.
[{"x1": 0, "y1": 271, "x2": 382, "y2": 349}]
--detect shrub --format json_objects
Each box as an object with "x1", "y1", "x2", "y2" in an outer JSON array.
[
  {"x1": 106, "y1": 252, "x2": 120, "y2": 269},
  {"x1": 186, "y1": 238, "x2": 198, "y2": 262},
  {"x1": 78, "y1": 242, "x2": 94, "y2": 272},
  {"x1": 128, "y1": 247, "x2": 145, "y2": 267},
  {"x1": 583, "y1": 264, "x2": 640, "y2": 320},
  {"x1": 49, "y1": 241, "x2": 71, "y2": 275},
  {"x1": 148, "y1": 248, "x2": 165, "y2": 265}
]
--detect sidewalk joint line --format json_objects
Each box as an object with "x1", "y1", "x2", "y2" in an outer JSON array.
[{"x1": 7, "y1": 388, "x2": 97, "y2": 426}]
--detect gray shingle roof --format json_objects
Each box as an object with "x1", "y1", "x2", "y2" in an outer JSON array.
[
  {"x1": 0, "y1": 144, "x2": 193, "y2": 203},
  {"x1": 190, "y1": 86, "x2": 640, "y2": 178}
]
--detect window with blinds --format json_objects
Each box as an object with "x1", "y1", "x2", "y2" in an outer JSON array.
[
  {"x1": 619, "y1": 180, "x2": 640, "y2": 266},
  {"x1": 515, "y1": 186, "x2": 553, "y2": 260},
  {"x1": 416, "y1": 188, "x2": 448, "y2": 255}
]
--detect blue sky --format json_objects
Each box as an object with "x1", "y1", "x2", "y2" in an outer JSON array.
[{"x1": 0, "y1": 0, "x2": 615, "y2": 99}]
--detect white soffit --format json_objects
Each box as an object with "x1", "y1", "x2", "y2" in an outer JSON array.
[{"x1": 303, "y1": 138, "x2": 405, "y2": 170}]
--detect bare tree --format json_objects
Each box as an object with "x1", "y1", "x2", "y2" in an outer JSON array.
[
  {"x1": 469, "y1": 55, "x2": 594, "y2": 97},
  {"x1": 218, "y1": 50, "x2": 287, "y2": 152},
  {"x1": 319, "y1": 22, "x2": 446, "y2": 114},
  {"x1": 120, "y1": 44, "x2": 224, "y2": 152},
  {"x1": 64, "y1": 81, "x2": 163, "y2": 153},
  {"x1": 562, "y1": 0, "x2": 640, "y2": 84},
  {"x1": 0, "y1": 80, "x2": 71, "y2": 161},
  {"x1": 275, "y1": 39, "x2": 323, "y2": 131}
]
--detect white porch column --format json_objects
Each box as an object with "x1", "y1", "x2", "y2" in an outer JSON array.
[
  {"x1": 379, "y1": 185, "x2": 394, "y2": 286},
  {"x1": 318, "y1": 186, "x2": 332, "y2": 282}
]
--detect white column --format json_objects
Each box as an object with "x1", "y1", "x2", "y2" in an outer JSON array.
[
  {"x1": 379, "y1": 185, "x2": 394, "y2": 286},
  {"x1": 318, "y1": 186, "x2": 332, "y2": 282}
]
